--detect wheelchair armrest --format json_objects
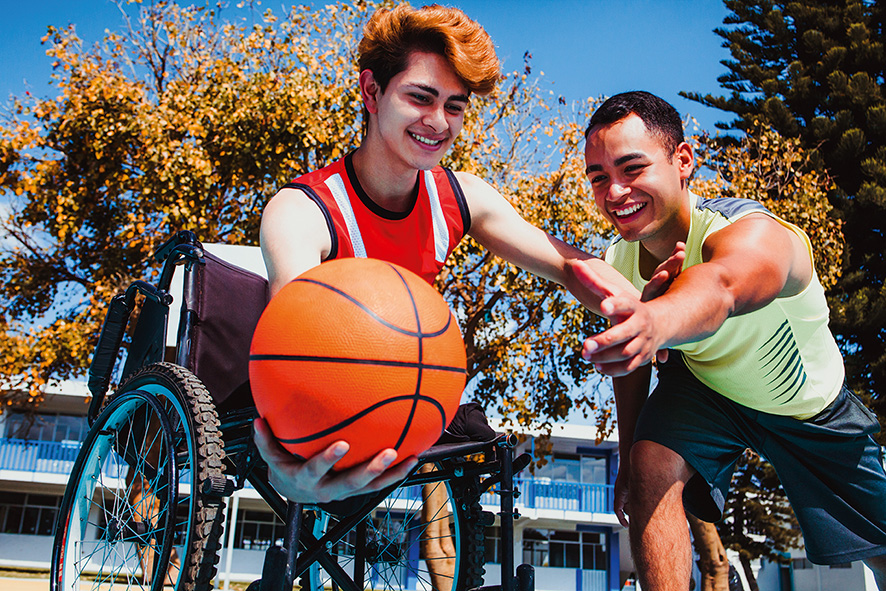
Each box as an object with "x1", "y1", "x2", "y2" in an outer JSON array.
[{"x1": 417, "y1": 433, "x2": 515, "y2": 463}]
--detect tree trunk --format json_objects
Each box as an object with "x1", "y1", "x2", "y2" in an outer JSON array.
[
  {"x1": 688, "y1": 514, "x2": 730, "y2": 591},
  {"x1": 739, "y1": 553, "x2": 759, "y2": 591}
]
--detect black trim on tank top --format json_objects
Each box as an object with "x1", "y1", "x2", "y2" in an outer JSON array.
[
  {"x1": 281, "y1": 182, "x2": 339, "y2": 260},
  {"x1": 344, "y1": 152, "x2": 418, "y2": 220},
  {"x1": 443, "y1": 167, "x2": 471, "y2": 235}
]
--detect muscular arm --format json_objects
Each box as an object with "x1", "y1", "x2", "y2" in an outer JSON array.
[
  {"x1": 259, "y1": 188, "x2": 332, "y2": 296},
  {"x1": 457, "y1": 172, "x2": 645, "y2": 312},
  {"x1": 581, "y1": 214, "x2": 814, "y2": 375}
]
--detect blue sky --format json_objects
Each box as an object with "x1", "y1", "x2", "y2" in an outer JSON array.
[{"x1": 1, "y1": 0, "x2": 735, "y2": 133}]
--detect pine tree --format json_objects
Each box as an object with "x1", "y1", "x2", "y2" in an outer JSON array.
[
  {"x1": 716, "y1": 451, "x2": 801, "y2": 591},
  {"x1": 682, "y1": 0, "x2": 886, "y2": 423}
]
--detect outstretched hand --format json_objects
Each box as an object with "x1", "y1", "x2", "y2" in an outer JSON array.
[
  {"x1": 573, "y1": 243, "x2": 684, "y2": 372},
  {"x1": 253, "y1": 417, "x2": 418, "y2": 504},
  {"x1": 641, "y1": 243, "x2": 685, "y2": 302}
]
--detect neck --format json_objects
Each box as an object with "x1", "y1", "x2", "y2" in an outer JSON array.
[
  {"x1": 351, "y1": 143, "x2": 419, "y2": 213},
  {"x1": 638, "y1": 190, "x2": 692, "y2": 278}
]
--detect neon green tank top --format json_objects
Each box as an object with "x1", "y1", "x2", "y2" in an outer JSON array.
[{"x1": 604, "y1": 193, "x2": 844, "y2": 419}]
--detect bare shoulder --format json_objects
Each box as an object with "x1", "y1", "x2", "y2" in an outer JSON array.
[
  {"x1": 263, "y1": 187, "x2": 325, "y2": 223},
  {"x1": 260, "y1": 187, "x2": 331, "y2": 293},
  {"x1": 706, "y1": 212, "x2": 813, "y2": 296}
]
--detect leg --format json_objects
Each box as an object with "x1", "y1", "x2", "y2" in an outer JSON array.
[
  {"x1": 420, "y1": 464, "x2": 456, "y2": 591},
  {"x1": 864, "y1": 553, "x2": 886, "y2": 590},
  {"x1": 628, "y1": 440, "x2": 695, "y2": 591}
]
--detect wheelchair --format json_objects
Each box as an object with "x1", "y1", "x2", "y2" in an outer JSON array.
[{"x1": 50, "y1": 231, "x2": 535, "y2": 591}]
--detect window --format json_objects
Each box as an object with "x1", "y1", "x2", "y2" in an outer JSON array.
[
  {"x1": 234, "y1": 509, "x2": 286, "y2": 551},
  {"x1": 533, "y1": 453, "x2": 608, "y2": 485},
  {"x1": 522, "y1": 528, "x2": 607, "y2": 570},
  {"x1": 580, "y1": 456, "x2": 608, "y2": 486},
  {"x1": 4, "y1": 412, "x2": 88, "y2": 443},
  {"x1": 522, "y1": 528, "x2": 550, "y2": 567},
  {"x1": 0, "y1": 492, "x2": 61, "y2": 535},
  {"x1": 485, "y1": 526, "x2": 502, "y2": 564}
]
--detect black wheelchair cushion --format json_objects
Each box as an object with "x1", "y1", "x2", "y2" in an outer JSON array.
[{"x1": 438, "y1": 402, "x2": 497, "y2": 444}]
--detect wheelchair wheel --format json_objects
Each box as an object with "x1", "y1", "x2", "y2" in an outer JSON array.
[
  {"x1": 51, "y1": 363, "x2": 226, "y2": 591},
  {"x1": 302, "y1": 462, "x2": 487, "y2": 591}
]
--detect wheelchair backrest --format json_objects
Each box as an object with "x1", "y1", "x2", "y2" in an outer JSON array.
[{"x1": 183, "y1": 248, "x2": 270, "y2": 413}]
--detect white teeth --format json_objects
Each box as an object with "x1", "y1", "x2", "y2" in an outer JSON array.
[
  {"x1": 615, "y1": 203, "x2": 644, "y2": 217},
  {"x1": 410, "y1": 132, "x2": 441, "y2": 146}
]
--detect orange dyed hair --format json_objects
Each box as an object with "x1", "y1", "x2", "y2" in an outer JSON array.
[{"x1": 358, "y1": 4, "x2": 500, "y2": 96}]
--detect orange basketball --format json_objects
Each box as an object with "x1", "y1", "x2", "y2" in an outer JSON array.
[{"x1": 249, "y1": 258, "x2": 466, "y2": 470}]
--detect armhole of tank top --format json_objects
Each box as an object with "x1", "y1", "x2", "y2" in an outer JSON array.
[
  {"x1": 442, "y1": 168, "x2": 471, "y2": 236},
  {"x1": 281, "y1": 182, "x2": 339, "y2": 261}
]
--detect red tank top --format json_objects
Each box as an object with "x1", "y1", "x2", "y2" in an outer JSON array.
[{"x1": 284, "y1": 153, "x2": 471, "y2": 284}]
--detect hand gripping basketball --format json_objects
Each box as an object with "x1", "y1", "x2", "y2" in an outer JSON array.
[{"x1": 249, "y1": 258, "x2": 467, "y2": 470}]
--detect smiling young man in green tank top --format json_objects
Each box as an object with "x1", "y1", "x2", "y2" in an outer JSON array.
[{"x1": 575, "y1": 90, "x2": 886, "y2": 590}]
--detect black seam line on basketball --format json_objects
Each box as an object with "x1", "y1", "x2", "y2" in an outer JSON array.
[
  {"x1": 249, "y1": 354, "x2": 465, "y2": 374},
  {"x1": 391, "y1": 263, "x2": 422, "y2": 451},
  {"x1": 275, "y1": 394, "x2": 448, "y2": 445},
  {"x1": 291, "y1": 277, "x2": 453, "y2": 338}
]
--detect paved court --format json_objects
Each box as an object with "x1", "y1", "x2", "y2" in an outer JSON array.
[{"x1": 0, "y1": 578, "x2": 49, "y2": 591}]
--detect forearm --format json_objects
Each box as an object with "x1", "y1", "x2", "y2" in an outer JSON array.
[
  {"x1": 642, "y1": 263, "x2": 737, "y2": 349},
  {"x1": 613, "y1": 364, "x2": 652, "y2": 459}
]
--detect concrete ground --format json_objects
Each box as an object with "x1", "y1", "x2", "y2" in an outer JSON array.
[{"x1": 0, "y1": 578, "x2": 48, "y2": 591}]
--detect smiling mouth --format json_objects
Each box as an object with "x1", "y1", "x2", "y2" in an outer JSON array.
[
  {"x1": 613, "y1": 203, "x2": 645, "y2": 218},
  {"x1": 409, "y1": 132, "x2": 443, "y2": 147}
]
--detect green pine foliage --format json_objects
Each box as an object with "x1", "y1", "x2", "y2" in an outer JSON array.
[
  {"x1": 683, "y1": 0, "x2": 886, "y2": 430},
  {"x1": 716, "y1": 451, "x2": 801, "y2": 588}
]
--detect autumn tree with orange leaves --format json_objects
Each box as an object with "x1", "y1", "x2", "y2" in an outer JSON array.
[{"x1": 0, "y1": 1, "x2": 616, "y2": 435}]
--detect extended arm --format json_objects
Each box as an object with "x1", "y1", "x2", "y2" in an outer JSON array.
[
  {"x1": 580, "y1": 214, "x2": 813, "y2": 376},
  {"x1": 457, "y1": 172, "x2": 646, "y2": 312}
]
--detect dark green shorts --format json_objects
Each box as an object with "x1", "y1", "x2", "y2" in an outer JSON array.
[{"x1": 635, "y1": 355, "x2": 886, "y2": 565}]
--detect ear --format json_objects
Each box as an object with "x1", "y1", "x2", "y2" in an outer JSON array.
[
  {"x1": 359, "y1": 69, "x2": 381, "y2": 114},
  {"x1": 675, "y1": 141, "x2": 695, "y2": 181}
]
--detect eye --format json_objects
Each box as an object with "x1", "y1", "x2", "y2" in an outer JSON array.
[
  {"x1": 624, "y1": 164, "x2": 646, "y2": 174},
  {"x1": 445, "y1": 103, "x2": 465, "y2": 115},
  {"x1": 410, "y1": 93, "x2": 431, "y2": 104},
  {"x1": 589, "y1": 174, "x2": 607, "y2": 185}
]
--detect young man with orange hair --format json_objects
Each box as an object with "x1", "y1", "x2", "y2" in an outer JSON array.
[{"x1": 255, "y1": 5, "x2": 677, "y2": 507}]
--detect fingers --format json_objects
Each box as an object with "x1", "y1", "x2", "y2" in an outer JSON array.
[
  {"x1": 570, "y1": 259, "x2": 622, "y2": 302},
  {"x1": 365, "y1": 455, "x2": 419, "y2": 492},
  {"x1": 253, "y1": 417, "x2": 294, "y2": 465},
  {"x1": 323, "y1": 449, "x2": 411, "y2": 501},
  {"x1": 615, "y1": 503, "x2": 630, "y2": 529}
]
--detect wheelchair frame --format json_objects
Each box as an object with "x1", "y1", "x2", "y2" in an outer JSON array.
[{"x1": 51, "y1": 230, "x2": 535, "y2": 591}]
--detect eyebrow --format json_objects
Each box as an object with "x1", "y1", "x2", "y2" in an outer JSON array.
[
  {"x1": 584, "y1": 152, "x2": 646, "y2": 175},
  {"x1": 412, "y1": 84, "x2": 470, "y2": 104}
]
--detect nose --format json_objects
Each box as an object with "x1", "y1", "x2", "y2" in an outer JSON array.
[
  {"x1": 608, "y1": 181, "x2": 630, "y2": 201},
  {"x1": 423, "y1": 105, "x2": 447, "y2": 134}
]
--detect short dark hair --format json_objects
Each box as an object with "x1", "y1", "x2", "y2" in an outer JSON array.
[{"x1": 586, "y1": 91, "x2": 684, "y2": 158}]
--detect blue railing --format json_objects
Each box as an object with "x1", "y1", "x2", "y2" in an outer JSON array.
[
  {"x1": 480, "y1": 478, "x2": 614, "y2": 514},
  {"x1": 0, "y1": 438, "x2": 614, "y2": 513},
  {"x1": 0, "y1": 437, "x2": 82, "y2": 475}
]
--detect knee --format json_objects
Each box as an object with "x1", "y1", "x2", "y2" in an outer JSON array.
[
  {"x1": 863, "y1": 551, "x2": 886, "y2": 574},
  {"x1": 628, "y1": 441, "x2": 692, "y2": 504}
]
